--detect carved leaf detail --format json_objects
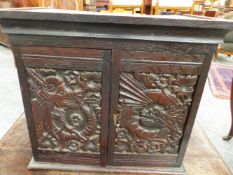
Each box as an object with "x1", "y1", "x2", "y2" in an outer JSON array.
[
  {"x1": 26, "y1": 68, "x2": 102, "y2": 154},
  {"x1": 115, "y1": 73, "x2": 198, "y2": 155}
]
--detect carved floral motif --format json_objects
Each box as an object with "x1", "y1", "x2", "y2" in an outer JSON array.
[
  {"x1": 115, "y1": 73, "x2": 198, "y2": 155},
  {"x1": 27, "y1": 68, "x2": 102, "y2": 153}
]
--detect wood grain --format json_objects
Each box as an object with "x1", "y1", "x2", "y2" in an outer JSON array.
[
  {"x1": 0, "y1": 9, "x2": 233, "y2": 30},
  {"x1": 0, "y1": 8, "x2": 231, "y2": 172}
]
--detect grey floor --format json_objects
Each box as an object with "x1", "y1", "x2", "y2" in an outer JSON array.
[
  {"x1": 0, "y1": 46, "x2": 232, "y2": 173},
  {"x1": 197, "y1": 54, "x2": 233, "y2": 174}
]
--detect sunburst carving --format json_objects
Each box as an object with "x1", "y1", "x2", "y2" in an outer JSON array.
[{"x1": 115, "y1": 73, "x2": 198, "y2": 154}]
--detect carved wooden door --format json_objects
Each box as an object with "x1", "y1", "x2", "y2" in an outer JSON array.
[
  {"x1": 107, "y1": 50, "x2": 201, "y2": 166},
  {"x1": 21, "y1": 46, "x2": 111, "y2": 166}
]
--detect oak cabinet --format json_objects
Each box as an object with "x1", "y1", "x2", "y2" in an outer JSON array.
[
  {"x1": 1, "y1": 8, "x2": 233, "y2": 174},
  {"x1": 22, "y1": 46, "x2": 201, "y2": 167}
]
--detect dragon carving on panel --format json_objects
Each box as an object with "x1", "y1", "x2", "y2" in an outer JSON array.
[
  {"x1": 26, "y1": 68, "x2": 102, "y2": 153},
  {"x1": 115, "y1": 73, "x2": 198, "y2": 155}
]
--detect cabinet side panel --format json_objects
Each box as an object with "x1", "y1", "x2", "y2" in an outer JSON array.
[
  {"x1": 11, "y1": 46, "x2": 39, "y2": 159},
  {"x1": 176, "y1": 52, "x2": 216, "y2": 165}
]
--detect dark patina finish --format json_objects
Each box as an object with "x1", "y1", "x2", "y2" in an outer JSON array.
[{"x1": 0, "y1": 8, "x2": 233, "y2": 173}]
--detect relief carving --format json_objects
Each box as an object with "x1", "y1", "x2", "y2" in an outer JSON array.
[
  {"x1": 27, "y1": 68, "x2": 102, "y2": 153},
  {"x1": 115, "y1": 73, "x2": 198, "y2": 155}
]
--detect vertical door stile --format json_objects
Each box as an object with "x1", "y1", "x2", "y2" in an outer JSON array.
[
  {"x1": 100, "y1": 50, "x2": 112, "y2": 166},
  {"x1": 107, "y1": 50, "x2": 121, "y2": 165}
]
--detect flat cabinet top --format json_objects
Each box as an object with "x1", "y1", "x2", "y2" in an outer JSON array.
[{"x1": 0, "y1": 8, "x2": 233, "y2": 30}]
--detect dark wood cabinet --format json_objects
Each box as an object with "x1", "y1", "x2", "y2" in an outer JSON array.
[{"x1": 0, "y1": 8, "x2": 233, "y2": 174}]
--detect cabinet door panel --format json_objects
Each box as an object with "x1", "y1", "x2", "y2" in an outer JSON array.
[
  {"x1": 108, "y1": 50, "x2": 200, "y2": 167},
  {"x1": 20, "y1": 46, "x2": 111, "y2": 166}
]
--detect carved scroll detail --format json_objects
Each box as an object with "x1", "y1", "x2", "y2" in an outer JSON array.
[
  {"x1": 27, "y1": 68, "x2": 102, "y2": 153},
  {"x1": 115, "y1": 73, "x2": 198, "y2": 155}
]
